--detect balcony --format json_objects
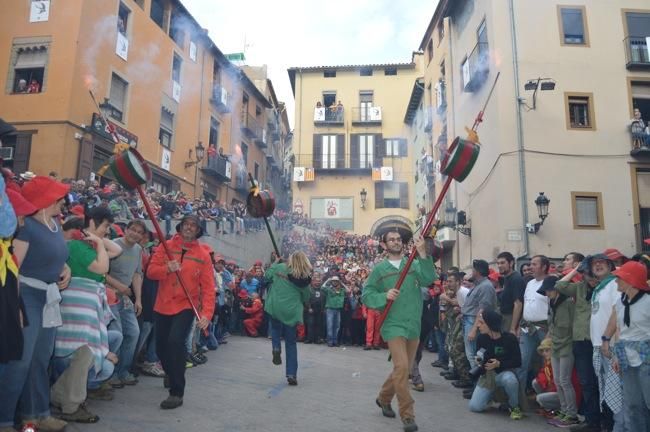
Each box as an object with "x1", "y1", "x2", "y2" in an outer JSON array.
[
  {"x1": 624, "y1": 36, "x2": 650, "y2": 70},
  {"x1": 314, "y1": 107, "x2": 344, "y2": 126},
  {"x1": 254, "y1": 126, "x2": 267, "y2": 148},
  {"x1": 631, "y1": 122, "x2": 650, "y2": 158},
  {"x1": 202, "y1": 155, "x2": 232, "y2": 182},
  {"x1": 240, "y1": 112, "x2": 258, "y2": 138},
  {"x1": 435, "y1": 80, "x2": 447, "y2": 114},
  {"x1": 423, "y1": 107, "x2": 433, "y2": 132},
  {"x1": 462, "y1": 42, "x2": 489, "y2": 92},
  {"x1": 210, "y1": 85, "x2": 231, "y2": 113},
  {"x1": 293, "y1": 153, "x2": 380, "y2": 174},
  {"x1": 352, "y1": 106, "x2": 382, "y2": 126}
]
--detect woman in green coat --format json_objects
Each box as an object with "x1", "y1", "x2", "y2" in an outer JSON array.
[{"x1": 264, "y1": 251, "x2": 312, "y2": 385}]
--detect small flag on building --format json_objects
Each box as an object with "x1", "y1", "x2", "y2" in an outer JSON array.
[
  {"x1": 305, "y1": 167, "x2": 315, "y2": 181},
  {"x1": 372, "y1": 167, "x2": 393, "y2": 181},
  {"x1": 294, "y1": 167, "x2": 315, "y2": 182},
  {"x1": 372, "y1": 168, "x2": 381, "y2": 181}
]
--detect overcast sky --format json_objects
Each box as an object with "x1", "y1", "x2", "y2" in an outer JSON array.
[{"x1": 182, "y1": 0, "x2": 438, "y2": 128}]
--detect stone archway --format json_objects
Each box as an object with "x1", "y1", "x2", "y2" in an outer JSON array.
[{"x1": 369, "y1": 215, "x2": 414, "y2": 241}]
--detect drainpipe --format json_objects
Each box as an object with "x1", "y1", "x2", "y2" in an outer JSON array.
[{"x1": 509, "y1": 0, "x2": 530, "y2": 264}]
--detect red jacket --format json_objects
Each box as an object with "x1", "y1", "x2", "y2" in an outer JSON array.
[
  {"x1": 242, "y1": 298, "x2": 264, "y2": 323},
  {"x1": 147, "y1": 234, "x2": 215, "y2": 320}
]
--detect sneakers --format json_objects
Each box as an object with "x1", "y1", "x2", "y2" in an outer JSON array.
[
  {"x1": 272, "y1": 350, "x2": 282, "y2": 365},
  {"x1": 451, "y1": 379, "x2": 474, "y2": 389},
  {"x1": 120, "y1": 373, "x2": 138, "y2": 385},
  {"x1": 87, "y1": 387, "x2": 114, "y2": 401},
  {"x1": 287, "y1": 376, "x2": 298, "y2": 386},
  {"x1": 402, "y1": 418, "x2": 419, "y2": 432},
  {"x1": 555, "y1": 416, "x2": 581, "y2": 428},
  {"x1": 375, "y1": 398, "x2": 396, "y2": 418},
  {"x1": 412, "y1": 383, "x2": 424, "y2": 392},
  {"x1": 185, "y1": 361, "x2": 194, "y2": 369},
  {"x1": 22, "y1": 416, "x2": 67, "y2": 432},
  {"x1": 189, "y1": 352, "x2": 207, "y2": 365},
  {"x1": 430, "y1": 360, "x2": 447, "y2": 368},
  {"x1": 509, "y1": 406, "x2": 524, "y2": 420},
  {"x1": 141, "y1": 361, "x2": 165, "y2": 377},
  {"x1": 56, "y1": 404, "x2": 99, "y2": 423},
  {"x1": 160, "y1": 395, "x2": 183, "y2": 410},
  {"x1": 108, "y1": 376, "x2": 125, "y2": 389}
]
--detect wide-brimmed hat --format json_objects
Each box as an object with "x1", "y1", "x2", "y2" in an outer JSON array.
[
  {"x1": 604, "y1": 248, "x2": 628, "y2": 263},
  {"x1": 537, "y1": 338, "x2": 552, "y2": 354},
  {"x1": 20, "y1": 171, "x2": 36, "y2": 181},
  {"x1": 175, "y1": 214, "x2": 203, "y2": 238},
  {"x1": 612, "y1": 261, "x2": 649, "y2": 292},
  {"x1": 537, "y1": 275, "x2": 559, "y2": 296},
  {"x1": 6, "y1": 188, "x2": 37, "y2": 216},
  {"x1": 21, "y1": 176, "x2": 70, "y2": 210}
]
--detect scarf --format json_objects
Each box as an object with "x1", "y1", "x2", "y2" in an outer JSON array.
[
  {"x1": 591, "y1": 274, "x2": 615, "y2": 306},
  {"x1": 621, "y1": 291, "x2": 647, "y2": 327},
  {"x1": 0, "y1": 239, "x2": 19, "y2": 286}
]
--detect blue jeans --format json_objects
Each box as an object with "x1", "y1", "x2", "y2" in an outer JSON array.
[
  {"x1": 271, "y1": 319, "x2": 298, "y2": 377},
  {"x1": 0, "y1": 285, "x2": 56, "y2": 426},
  {"x1": 517, "y1": 327, "x2": 547, "y2": 394},
  {"x1": 434, "y1": 329, "x2": 448, "y2": 364},
  {"x1": 325, "y1": 308, "x2": 341, "y2": 345},
  {"x1": 622, "y1": 363, "x2": 650, "y2": 432},
  {"x1": 573, "y1": 340, "x2": 600, "y2": 426},
  {"x1": 160, "y1": 214, "x2": 172, "y2": 237},
  {"x1": 109, "y1": 298, "x2": 140, "y2": 379},
  {"x1": 463, "y1": 315, "x2": 477, "y2": 368},
  {"x1": 87, "y1": 330, "x2": 122, "y2": 389},
  {"x1": 135, "y1": 321, "x2": 159, "y2": 363},
  {"x1": 469, "y1": 370, "x2": 520, "y2": 412}
]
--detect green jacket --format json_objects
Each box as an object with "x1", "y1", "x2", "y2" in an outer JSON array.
[
  {"x1": 264, "y1": 263, "x2": 311, "y2": 326},
  {"x1": 556, "y1": 280, "x2": 591, "y2": 341},
  {"x1": 548, "y1": 295, "x2": 575, "y2": 357},
  {"x1": 323, "y1": 285, "x2": 345, "y2": 309},
  {"x1": 362, "y1": 256, "x2": 437, "y2": 341}
]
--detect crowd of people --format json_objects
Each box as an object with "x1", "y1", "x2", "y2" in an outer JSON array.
[{"x1": 1, "y1": 159, "x2": 650, "y2": 431}]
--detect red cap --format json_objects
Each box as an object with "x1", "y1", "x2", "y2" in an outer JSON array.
[
  {"x1": 488, "y1": 268, "x2": 500, "y2": 283},
  {"x1": 21, "y1": 176, "x2": 69, "y2": 210},
  {"x1": 604, "y1": 248, "x2": 628, "y2": 262},
  {"x1": 612, "y1": 261, "x2": 649, "y2": 292},
  {"x1": 238, "y1": 289, "x2": 249, "y2": 299},
  {"x1": 70, "y1": 204, "x2": 85, "y2": 217},
  {"x1": 254, "y1": 260, "x2": 262, "y2": 266},
  {"x1": 6, "y1": 188, "x2": 37, "y2": 216}
]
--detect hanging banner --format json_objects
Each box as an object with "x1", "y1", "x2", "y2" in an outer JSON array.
[
  {"x1": 161, "y1": 148, "x2": 171, "y2": 171},
  {"x1": 30, "y1": 0, "x2": 50, "y2": 22}
]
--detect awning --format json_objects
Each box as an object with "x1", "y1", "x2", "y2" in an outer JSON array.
[{"x1": 15, "y1": 46, "x2": 48, "y2": 69}]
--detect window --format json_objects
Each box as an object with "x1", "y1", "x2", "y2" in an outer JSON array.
[
  {"x1": 321, "y1": 135, "x2": 337, "y2": 169},
  {"x1": 360, "y1": 67, "x2": 373, "y2": 76},
  {"x1": 212, "y1": 61, "x2": 221, "y2": 85},
  {"x1": 323, "y1": 92, "x2": 336, "y2": 108},
  {"x1": 209, "y1": 117, "x2": 219, "y2": 147},
  {"x1": 133, "y1": 0, "x2": 144, "y2": 9},
  {"x1": 384, "y1": 67, "x2": 397, "y2": 76},
  {"x1": 159, "y1": 108, "x2": 174, "y2": 149},
  {"x1": 170, "y1": 11, "x2": 186, "y2": 47},
  {"x1": 437, "y1": 21, "x2": 444, "y2": 43},
  {"x1": 565, "y1": 92, "x2": 596, "y2": 130},
  {"x1": 256, "y1": 105, "x2": 262, "y2": 118},
  {"x1": 117, "y1": 3, "x2": 130, "y2": 36},
  {"x1": 150, "y1": 0, "x2": 166, "y2": 30},
  {"x1": 385, "y1": 139, "x2": 407, "y2": 157},
  {"x1": 359, "y1": 91, "x2": 373, "y2": 122},
  {"x1": 241, "y1": 142, "x2": 248, "y2": 166},
  {"x1": 571, "y1": 192, "x2": 604, "y2": 229},
  {"x1": 108, "y1": 73, "x2": 128, "y2": 122},
  {"x1": 324, "y1": 70, "x2": 336, "y2": 78},
  {"x1": 358, "y1": 135, "x2": 374, "y2": 168},
  {"x1": 460, "y1": 57, "x2": 470, "y2": 89},
  {"x1": 375, "y1": 182, "x2": 409, "y2": 209},
  {"x1": 427, "y1": 38, "x2": 433, "y2": 63},
  {"x1": 172, "y1": 54, "x2": 182, "y2": 83},
  {"x1": 558, "y1": 6, "x2": 589, "y2": 46},
  {"x1": 8, "y1": 39, "x2": 50, "y2": 94},
  {"x1": 254, "y1": 162, "x2": 259, "y2": 180},
  {"x1": 189, "y1": 38, "x2": 197, "y2": 62}
]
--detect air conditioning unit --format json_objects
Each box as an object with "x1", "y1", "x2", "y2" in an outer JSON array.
[{"x1": 0, "y1": 147, "x2": 14, "y2": 160}]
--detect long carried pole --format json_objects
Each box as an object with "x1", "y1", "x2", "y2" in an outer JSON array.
[
  {"x1": 248, "y1": 173, "x2": 281, "y2": 257},
  {"x1": 376, "y1": 72, "x2": 501, "y2": 330}
]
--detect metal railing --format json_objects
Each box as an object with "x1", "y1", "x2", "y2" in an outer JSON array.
[
  {"x1": 351, "y1": 106, "x2": 382, "y2": 124},
  {"x1": 292, "y1": 153, "x2": 380, "y2": 170},
  {"x1": 210, "y1": 85, "x2": 230, "y2": 112},
  {"x1": 240, "y1": 112, "x2": 259, "y2": 137},
  {"x1": 624, "y1": 36, "x2": 650, "y2": 68},
  {"x1": 202, "y1": 155, "x2": 232, "y2": 181},
  {"x1": 313, "y1": 107, "x2": 344, "y2": 124},
  {"x1": 463, "y1": 42, "x2": 489, "y2": 92}
]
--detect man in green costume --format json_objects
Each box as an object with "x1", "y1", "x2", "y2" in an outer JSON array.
[{"x1": 362, "y1": 230, "x2": 437, "y2": 432}]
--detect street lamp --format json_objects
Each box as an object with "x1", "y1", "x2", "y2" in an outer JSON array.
[
  {"x1": 522, "y1": 77, "x2": 556, "y2": 110},
  {"x1": 444, "y1": 200, "x2": 456, "y2": 227},
  {"x1": 527, "y1": 192, "x2": 550, "y2": 234},
  {"x1": 360, "y1": 188, "x2": 367, "y2": 209}
]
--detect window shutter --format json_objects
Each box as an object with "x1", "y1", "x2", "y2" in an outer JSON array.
[
  {"x1": 399, "y1": 139, "x2": 408, "y2": 157},
  {"x1": 13, "y1": 134, "x2": 32, "y2": 175},
  {"x1": 312, "y1": 134, "x2": 322, "y2": 168},
  {"x1": 336, "y1": 134, "x2": 345, "y2": 168},
  {"x1": 15, "y1": 47, "x2": 48, "y2": 69},
  {"x1": 374, "y1": 134, "x2": 383, "y2": 167},
  {"x1": 399, "y1": 182, "x2": 409, "y2": 209},
  {"x1": 350, "y1": 134, "x2": 359, "y2": 168},
  {"x1": 110, "y1": 75, "x2": 127, "y2": 112},
  {"x1": 375, "y1": 184, "x2": 384, "y2": 209},
  {"x1": 77, "y1": 137, "x2": 94, "y2": 181}
]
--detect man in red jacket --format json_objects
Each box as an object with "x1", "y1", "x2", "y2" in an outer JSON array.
[
  {"x1": 146, "y1": 215, "x2": 215, "y2": 409},
  {"x1": 241, "y1": 292, "x2": 264, "y2": 337}
]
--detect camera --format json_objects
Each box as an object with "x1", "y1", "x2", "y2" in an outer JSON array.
[{"x1": 468, "y1": 348, "x2": 488, "y2": 379}]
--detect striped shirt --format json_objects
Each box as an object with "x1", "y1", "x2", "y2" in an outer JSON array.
[{"x1": 54, "y1": 277, "x2": 111, "y2": 373}]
